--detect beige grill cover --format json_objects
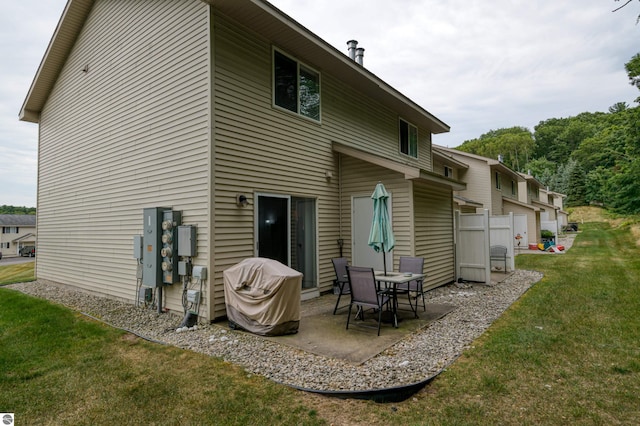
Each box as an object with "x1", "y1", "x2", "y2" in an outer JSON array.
[{"x1": 223, "y1": 258, "x2": 301, "y2": 336}]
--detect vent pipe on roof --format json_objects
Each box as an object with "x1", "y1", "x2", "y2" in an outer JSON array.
[
  {"x1": 355, "y1": 47, "x2": 365, "y2": 66},
  {"x1": 498, "y1": 154, "x2": 504, "y2": 163},
  {"x1": 347, "y1": 40, "x2": 358, "y2": 60}
]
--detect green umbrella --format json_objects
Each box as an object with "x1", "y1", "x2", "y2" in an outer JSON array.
[{"x1": 368, "y1": 182, "x2": 395, "y2": 275}]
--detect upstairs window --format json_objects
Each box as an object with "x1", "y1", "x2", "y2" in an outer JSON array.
[
  {"x1": 444, "y1": 166, "x2": 453, "y2": 178},
  {"x1": 511, "y1": 180, "x2": 517, "y2": 196},
  {"x1": 495, "y1": 171, "x2": 502, "y2": 190},
  {"x1": 399, "y1": 119, "x2": 418, "y2": 157},
  {"x1": 273, "y1": 50, "x2": 320, "y2": 121}
]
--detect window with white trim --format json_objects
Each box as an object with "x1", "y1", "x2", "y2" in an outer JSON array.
[
  {"x1": 399, "y1": 119, "x2": 417, "y2": 157},
  {"x1": 444, "y1": 166, "x2": 453, "y2": 178},
  {"x1": 273, "y1": 50, "x2": 320, "y2": 121},
  {"x1": 495, "y1": 171, "x2": 502, "y2": 190}
]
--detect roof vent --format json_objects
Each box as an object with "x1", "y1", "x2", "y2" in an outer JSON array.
[
  {"x1": 498, "y1": 154, "x2": 504, "y2": 163},
  {"x1": 355, "y1": 47, "x2": 365, "y2": 66},
  {"x1": 347, "y1": 40, "x2": 358, "y2": 60}
]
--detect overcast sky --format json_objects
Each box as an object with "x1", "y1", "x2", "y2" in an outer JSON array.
[{"x1": 1, "y1": 1, "x2": 638, "y2": 208}]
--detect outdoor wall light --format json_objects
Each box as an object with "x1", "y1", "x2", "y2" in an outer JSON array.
[{"x1": 236, "y1": 194, "x2": 249, "y2": 207}]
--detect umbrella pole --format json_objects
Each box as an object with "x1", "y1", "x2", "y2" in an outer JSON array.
[{"x1": 382, "y1": 242, "x2": 387, "y2": 276}]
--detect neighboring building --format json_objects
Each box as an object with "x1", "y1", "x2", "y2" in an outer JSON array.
[
  {"x1": 20, "y1": 0, "x2": 463, "y2": 321},
  {"x1": 433, "y1": 146, "x2": 524, "y2": 214},
  {"x1": 0, "y1": 215, "x2": 36, "y2": 256},
  {"x1": 539, "y1": 187, "x2": 568, "y2": 234},
  {"x1": 432, "y1": 148, "x2": 480, "y2": 213}
]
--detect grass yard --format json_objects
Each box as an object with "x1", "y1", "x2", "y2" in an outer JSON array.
[
  {"x1": 0, "y1": 260, "x2": 34, "y2": 285},
  {"x1": 1, "y1": 216, "x2": 639, "y2": 424}
]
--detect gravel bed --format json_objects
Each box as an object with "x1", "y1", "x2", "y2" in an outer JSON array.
[{"x1": 7, "y1": 268, "x2": 544, "y2": 392}]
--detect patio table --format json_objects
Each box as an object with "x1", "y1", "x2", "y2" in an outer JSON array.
[{"x1": 374, "y1": 271, "x2": 425, "y2": 327}]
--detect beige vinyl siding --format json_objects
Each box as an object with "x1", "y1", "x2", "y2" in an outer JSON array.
[
  {"x1": 455, "y1": 156, "x2": 492, "y2": 212},
  {"x1": 211, "y1": 13, "x2": 435, "y2": 318},
  {"x1": 338, "y1": 156, "x2": 412, "y2": 268},
  {"x1": 491, "y1": 171, "x2": 504, "y2": 215},
  {"x1": 37, "y1": 0, "x2": 210, "y2": 315},
  {"x1": 212, "y1": 14, "x2": 341, "y2": 318},
  {"x1": 413, "y1": 182, "x2": 455, "y2": 289}
]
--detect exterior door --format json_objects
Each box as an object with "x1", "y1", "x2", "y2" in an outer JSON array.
[
  {"x1": 256, "y1": 194, "x2": 317, "y2": 291},
  {"x1": 352, "y1": 195, "x2": 392, "y2": 270},
  {"x1": 257, "y1": 195, "x2": 289, "y2": 265},
  {"x1": 292, "y1": 197, "x2": 316, "y2": 290}
]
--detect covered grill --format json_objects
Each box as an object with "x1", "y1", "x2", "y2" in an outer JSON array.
[{"x1": 223, "y1": 258, "x2": 301, "y2": 336}]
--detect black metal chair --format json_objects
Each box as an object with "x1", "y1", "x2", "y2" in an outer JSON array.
[
  {"x1": 490, "y1": 245, "x2": 508, "y2": 273},
  {"x1": 331, "y1": 257, "x2": 350, "y2": 314},
  {"x1": 396, "y1": 256, "x2": 425, "y2": 317},
  {"x1": 346, "y1": 265, "x2": 392, "y2": 336}
]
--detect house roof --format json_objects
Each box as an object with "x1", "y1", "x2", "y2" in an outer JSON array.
[
  {"x1": 0, "y1": 214, "x2": 37, "y2": 227},
  {"x1": 20, "y1": 0, "x2": 450, "y2": 135},
  {"x1": 518, "y1": 172, "x2": 546, "y2": 189},
  {"x1": 432, "y1": 149, "x2": 469, "y2": 169},
  {"x1": 503, "y1": 197, "x2": 540, "y2": 212},
  {"x1": 453, "y1": 195, "x2": 483, "y2": 208},
  {"x1": 433, "y1": 145, "x2": 525, "y2": 182},
  {"x1": 12, "y1": 233, "x2": 36, "y2": 243},
  {"x1": 333, "y1": 142, "x2": 466, "y2": 191}
]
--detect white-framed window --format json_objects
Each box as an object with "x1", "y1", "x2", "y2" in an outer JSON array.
[
  {"x1": 399, "y1": 118, "x2": 418, "y2": 157},
  {"x1": 511, "y1": 180, "x2": 517, "y2": 196},
  {"x1": 444, "y1": 166, "x2": 453, "y2": 178},
  {"x1": 495, "y1": 171, "x2": 502, "y2": 190},
  {"x1": 273, "y1": 49, "x2": 320, "y2": 121}
]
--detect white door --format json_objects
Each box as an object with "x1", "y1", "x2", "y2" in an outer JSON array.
[
  {"x1": 352, "y1": 195, "x2": 392, "y2": 270},
  {"x1": 455, "y1": 210, "x2": 490, "y2": 283}
]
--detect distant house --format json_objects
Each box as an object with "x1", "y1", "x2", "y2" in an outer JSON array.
[
  {"x1": 0, "y1": 215, "x2": 36, "y2": 256},
  {"x1": 432, "y1": 148, "x2": 480, "y2": 213},
  {"x1": 433, "y1": 146, "x2": 525, "y2": 213},
  {"x1": 20, "y1": 0, "x2": 463, "y2": 321}
]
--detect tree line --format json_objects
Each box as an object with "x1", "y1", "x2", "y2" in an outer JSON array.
[
  {"x1": 455, "y1": 53, "x2": 640, "y2": 215},
  {"x1": 0, "y1": 205, "x2": 36, "y2": 215}
]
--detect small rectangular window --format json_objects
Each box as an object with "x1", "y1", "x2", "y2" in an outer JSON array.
[
  {"x1": 273, "y1": 50, "x2": 320, "y2": 121},
  {"x1": 511, "y1": 180, "x2": 516, "y2": 196},
  {"x1": 444, "y1": 166, "x2": 453, "y2": 178},
  {"x1": 495, "y1": 171, "x2": 502, "y2": 190},
  {"x1": 399, "y1": 119, "x2": 417, "y2": 158}
]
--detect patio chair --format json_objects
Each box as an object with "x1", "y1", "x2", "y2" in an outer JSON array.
[
  {"x1": 396, "y1": 256, "x2": 425, "y2": 317},
  {"x1": 331, "y1": 257, "x2": 350, "y2": 315},
  {"x1": 346, "y1": 265, "x2": 392, "y2": 336},
  {"x1": 490, "y1": 245, "x2": 508, "y2": 273}
]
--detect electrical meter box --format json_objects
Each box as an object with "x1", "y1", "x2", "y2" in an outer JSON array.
[
  {"x1": 177, "y1": 225, "x2": 197, "y2": 257},
  {"x1": 142, "y1": 207, "x2": 181, "y2": 287},
  {"x1": 133, "y1": 235, "x2": 143, "y2": 260}
]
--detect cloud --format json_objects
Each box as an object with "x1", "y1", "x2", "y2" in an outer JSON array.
[{"x1": 1, "y1": 0, "x2": 639, "y2": 207}]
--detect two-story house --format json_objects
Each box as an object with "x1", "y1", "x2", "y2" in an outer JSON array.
[
  {"x1": 0, "y1": 214, "x2": 37, "y2": 256},
  {"x1": 20, "y1": 0, "x2": 463, "y2": 321}
]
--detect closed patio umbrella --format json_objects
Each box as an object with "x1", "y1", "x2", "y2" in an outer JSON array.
[{"x1": 368, "y1": 182, "x2": 395, "y2": 276}]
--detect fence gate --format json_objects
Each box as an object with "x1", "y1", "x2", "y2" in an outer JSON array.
[
  {"x1": 455, "y1": 210, "x2": 490, "y2": 283},
  {"x1": 489, "y1": 212, "x2": 515, "y2": 272}
]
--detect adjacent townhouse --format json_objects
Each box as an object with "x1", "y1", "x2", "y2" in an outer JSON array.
[
  {"x1": 434, "y1": 145, "x2": 555, "y2": 248},
  {"x1": 20, "y1": 0, "x2": 464, "y2": 321},
  {"x1": 432, "y1": 148, "x2": 481, "y2": 213},
  {"x1": 0, "y1": 214, "x2": 36, "y2": 256}
]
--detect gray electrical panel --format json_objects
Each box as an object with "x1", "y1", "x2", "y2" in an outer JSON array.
[
  {"x1": 133, "y1": 235, "x2": 143, "y2": 260},
  {"x1": 177, "y1": 225, "x2": 197, "y2": 257},
  {"x1": 142, "y1": 207, "x2": 181, "y2": 287}
]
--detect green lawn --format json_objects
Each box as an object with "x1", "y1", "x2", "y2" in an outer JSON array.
[
  {"x1": 0, "y1": 260, "x2": 34, "y2": 285},
  {"x1": 1, "y1": 221, "x2": 639, "y2": 425}
]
